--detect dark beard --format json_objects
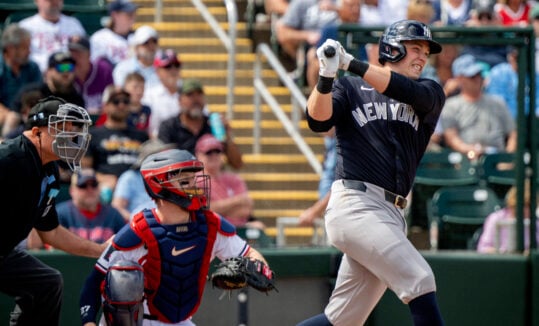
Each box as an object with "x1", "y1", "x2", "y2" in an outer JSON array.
[{"x1": 51, "y1": 79, "x2": 77, "y2": 94}]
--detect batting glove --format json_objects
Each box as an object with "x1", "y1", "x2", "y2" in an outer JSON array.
[
  {"x1": 338, "y1": 43, "x2": 355, "y2": 71},
  {"x1": 316, "y1": 39, "x2": 340, "y2": 78}
]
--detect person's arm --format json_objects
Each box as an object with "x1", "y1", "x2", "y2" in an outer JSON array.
[
  {"x1": 37, "y1": 225, "x2": 108, "y2": 258},
  {"x1": 211, "y1": 193, "x2": 253, "y2": 219},
  {"x1": 443, "y1": 127, "x2": 482, "y2": 157},
  {"x1": 111, "y1": 197, "x2": 132, "y2": 221},
  {"x1": 505, "y1": 130, "x2": 517, "y2": 153},
  {"x1": 80, "y1": 268, "x2": 106, "y2": 326},
  {"x1": 298, "y1": 192, "x2": 330, "y2": 226}
]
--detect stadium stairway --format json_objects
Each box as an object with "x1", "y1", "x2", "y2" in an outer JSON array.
[{"x1": 130, "y1": 0, "x2": 325, "y2": 245}]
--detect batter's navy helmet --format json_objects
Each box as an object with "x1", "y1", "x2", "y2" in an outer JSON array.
[
  {"x1": 378, "y1": 20, "x2": 442, "y2": 65},
  {"x1": 141, "y1": 149, "x2": 210, "y2": 210}
]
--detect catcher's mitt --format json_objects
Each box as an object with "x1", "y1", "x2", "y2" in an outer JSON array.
[{"x1": 211, "y1": 257, "x2": 276, "y2": 293}]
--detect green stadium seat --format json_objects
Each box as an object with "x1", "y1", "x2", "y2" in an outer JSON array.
[
  {"x1": 479, "y1": 152, "x2": 516, "y2": 199},
  {"x1": 3, "y1": 10, "x2": 34, "y2": 25},
  {"x1": 0, "y1": 0, "x2": 35, "y2": 11},
  {"x1": 429, "y1": 185, "x2": 502, "y2": 250},
  {"x1": 63, "y1": 0, "x2": 106, "y2": 13},
  {"x1": 235, "y1": 227, "x2": 274, "y2": 248}
]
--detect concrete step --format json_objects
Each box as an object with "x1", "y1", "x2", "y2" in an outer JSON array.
[{"x1": 133, "y1": 22, "x2": 248, "y2": 37}]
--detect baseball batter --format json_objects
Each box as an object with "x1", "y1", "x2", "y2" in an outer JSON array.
[{"x1": 297, "y1": 20, "x2": 446, "y2": 326}]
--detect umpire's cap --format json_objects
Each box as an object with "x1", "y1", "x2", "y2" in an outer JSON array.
[{"x1": 26, "y1": 96, "x2": 67, "y2": 129}]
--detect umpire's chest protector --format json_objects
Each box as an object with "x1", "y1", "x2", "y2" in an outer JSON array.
[{"x1": 131, "y1": 209, "x2": 220, "y2": 323}]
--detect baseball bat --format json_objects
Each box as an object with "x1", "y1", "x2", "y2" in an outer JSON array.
[{"x1": 323, "y1": 45, "x2": 336, "y2": 58}]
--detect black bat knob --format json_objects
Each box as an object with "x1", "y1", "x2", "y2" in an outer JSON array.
[{"x1": 324, "y1": 46, "x2": 336, "y2": 58}]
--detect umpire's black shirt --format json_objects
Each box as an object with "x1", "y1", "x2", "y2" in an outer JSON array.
[{"x1": 0, "y1": 135, "x2": 60, "y2": 257}]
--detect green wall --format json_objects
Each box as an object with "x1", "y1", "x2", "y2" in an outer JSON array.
[{"x1": 0, "y1": 249, "x2": 537, "y2": 325}]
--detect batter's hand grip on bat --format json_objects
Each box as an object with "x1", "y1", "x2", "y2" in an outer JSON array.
[{"x1": 323, "y1": 46, "x2": 336, "y2": 58}]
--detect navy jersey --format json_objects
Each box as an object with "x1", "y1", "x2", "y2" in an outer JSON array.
[{"x1": 307, "y1": 72, "x2": 445, "y2": 196}]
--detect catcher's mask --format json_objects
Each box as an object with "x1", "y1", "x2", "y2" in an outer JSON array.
[
  {"x1": 140, "y1": 149, "x2": 210, "y2": 210},
  {"x1": 103, "y1": 260, "x2": 145, "y2": 326},
  {"x1": 378, "y1": 19, "x2": 442, "y2": 65},
  {"x1": 27, "y1": 96, "x2": 92, "y2": 172}
]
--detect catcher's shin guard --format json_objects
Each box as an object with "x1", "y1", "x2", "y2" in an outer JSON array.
[{"x1": 103, "y1": 260, "x2": 145, "y2": 326}]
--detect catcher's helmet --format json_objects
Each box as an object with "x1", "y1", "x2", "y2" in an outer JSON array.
[
  {"x1": 141, "y1": 149, "x2": 210, "y2": 210},
  {"x1": 378, "y1": 19, "x2": 442, "y2": 65}
]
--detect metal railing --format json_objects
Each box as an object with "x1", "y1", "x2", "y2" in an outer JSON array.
[
  {"x1": 253, "y1": 43, "x2": 322, "y2": 175},
  {"x1": 153, "y1": 0, "x2": 237, "y2": 119}
]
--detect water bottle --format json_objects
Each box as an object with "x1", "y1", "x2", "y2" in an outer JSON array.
[{"x1": 209, "y1": 112, "x2": 226, "y2": 141}]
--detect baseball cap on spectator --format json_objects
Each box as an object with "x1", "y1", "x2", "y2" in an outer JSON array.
[
  {"x1": 48, "y1": 51, "x2": 75, "y2": 69},
  {"x1": 452, "y1": 54, "x2": 484, "y2": 77},
  {"x1": 108, "y1": 0, "x2": 138, "y2": 13},
  {"x1": 26, "y1": 96, "x2": 67, "y2": 128},
  {"x1": 130, "y1": 25, "x2": 158, "y2": 46},
  {"x1": 154, "y1": 49, "x2": 182, "y2": 68},
  {"x1": 68, "y1": 35, "x2": 90, "y2": 52},
  {"x1": 102, "y1": 85, "x2": 130, "y2": 104},
  {"x1": 72, "y1": 169, "x2": 98, "y2": 187},
  {"x1": 195, "y1": 134, "x2": 224, "y2": 154},
  {"x1": 530, "y1": 5, "x2": 539, "y2": 21},
  {"x1": 179, "y1": 79, "x2": 204, "y2": 94}
]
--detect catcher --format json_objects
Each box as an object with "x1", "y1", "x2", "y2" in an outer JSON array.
[{"x1": 79, "y1": 149, "x2": 275, "y2": 326}]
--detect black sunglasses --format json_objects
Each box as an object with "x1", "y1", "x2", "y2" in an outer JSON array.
[
  {"x1": 110, "y1": 98, "x2": 130, "y2": 105},
  {"x1": 205, "y1": 149, "x2": 223, "y2": 156},
  {"x1": 77, "y1": 181, "x2": 98, "y2": 189}
]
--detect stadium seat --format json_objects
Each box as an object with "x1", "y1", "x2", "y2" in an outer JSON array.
[
  {"x1": 410, "y1": 150, "x2": 480, "y2": 229},
  {"x1": 0, "y1": 0, "x2": 35, "y2": 11},
  {"x1": 235, "y1": 227, "x2": 274, "y2": 248},
  {"x1": 479, "y1": 152, "x2": 516, "y2": 199},
  {"x1": 3, "y1": 10, "x2": 34, "y2": 25},
  {"x1": 429, "y1": 185, "x2": 502, "y2": 250}
]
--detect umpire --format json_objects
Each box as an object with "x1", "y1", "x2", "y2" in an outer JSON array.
[{"x1": 0, "y1": 96, "x2": 108, "y2": 325}]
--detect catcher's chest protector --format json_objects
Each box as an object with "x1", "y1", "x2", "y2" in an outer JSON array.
[{"x1": 131, "y1": 210, "x2": 219, "y2": 323}]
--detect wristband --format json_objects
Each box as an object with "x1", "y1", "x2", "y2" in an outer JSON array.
[
  {"x1": 348, "y1": 59, "x2": 369, "y2": 77},
  {"x1": 316, "y1": 76, "x2": 334, "y2": 94}
]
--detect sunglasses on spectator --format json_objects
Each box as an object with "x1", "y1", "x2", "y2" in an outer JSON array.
[
  {"x1": 205, "y1": 149, "x2": 223, "y2": 156},
  {"x1": 164, "y1": 63, "x2": 181, "y2": 70},
  {"x1": 110, "y1": 98, "x2": 130, "y2": 105},
  {"x1": 55, "y1": 63, "x2": 75, "y2": 73},
  {"x1": 77, "y1": 181, "x2": 98, "y2": 189}
]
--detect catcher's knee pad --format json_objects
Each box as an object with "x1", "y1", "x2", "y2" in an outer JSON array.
[{"x1": 103, "y1": 260, "x2": 145, "y2": 326}]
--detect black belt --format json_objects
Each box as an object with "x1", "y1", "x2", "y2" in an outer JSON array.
[{"x1": 342, "y1": 180, "x2": 408, "y2": 210}]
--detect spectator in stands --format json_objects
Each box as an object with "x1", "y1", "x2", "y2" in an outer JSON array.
[
  {"x1": 440, "y1": 54, "x2": 516, "y2": 160},
  {"x1": 529, "y1": 5, "x2": 539, "y2": 74},
  {"x1": 274, "y1": 0, "x2": 339, "y2": 74},
  {"x1": 112, "y1": 139, "x2": 173, "y2": 221},
  {"x1": 298, "y1": 129, "x2": 336, "y2": 227},
  {"x1": 14, "y1": 51, "x2": 85, "y2": 108},
  {"x1": 306, "y1": 0, "x2": 362, "y2": 90},
  {"x1": 56, "y1": 169, "x2": 125, "y2": 243},
  {"x1": 83, "y1": 85, "x2": 149, "y2": 198},
  {"x1": 113, "y1": 25, "x2": 160, "y2": 88},
  {"x1": 432, "y1": 0, "x2": 473, "y2": 26},
  {"x1": 195, "y1": 134, "x2": 265, "y2": 229},
  {"x1": 359, "y1": 0, "x2": 409, "y2": 26},
  {"x1": 477, "y1": 182, "x2": 539, "y2": 253},
  {"x1": 265, "y1": 0, "x2": 290, "y2": 16},
  {"x1": 142, "y1": 49, "x2": 183, "y2": 138},
  {"x1": 494, "y1": 0, "x2": 532, "y2": 26},
  {"x1": 0, "y1": 24, "x2": 42, "y2": 127},
  {"x1": 68, "y1": 35, "x2": 114, "y2": 115},
  {"x1": 484, "y1": 46, "x2": 539, "y2": 118},
  {"x1": 90, "y1": 0, "x2": 138, "y2": 65},
  {"x1": 19, "y1": 0, "x2": 86, "y2": 73},
  {"x1": 407, "y1": 0, "x2": 437, "y2": 24},
  {"x1": 421, "y1": 43, "x2": 461, "y2": 98},
  {"x1": 1, "y1": 89, "x2": 41, "y2": 139},
  {"x1": 462, "y1": 1, "x2": 509, "y2": 68},
  {"x1": 158, "y1": 79, "x2": 244, "y2": 169},
  {"x1": 124, "y1": 71, "x2": 152, "y2": 133}
]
